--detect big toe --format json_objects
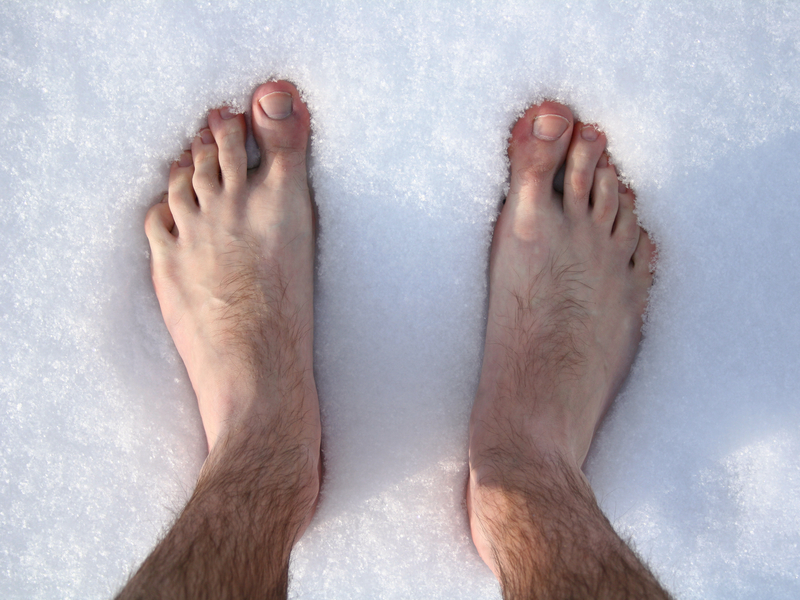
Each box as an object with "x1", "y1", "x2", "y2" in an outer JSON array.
[
  {"x1": 508, "y1": 101, "x2": 574, "y2": 202},
  {"x1": 251, "y1": 81, "x2": 311, "y2": 186}
]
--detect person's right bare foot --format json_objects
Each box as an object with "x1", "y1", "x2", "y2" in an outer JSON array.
[
  {"x1": 120, "y1": 82, "x2": 320, "y2": 599},
  {"x1": 144, "y1": 80, "x2": 320, "y2": 535},
  {"x1": 467, "y1": 102, "x2": 668, "y2": 598},
  {"x1": 145, "y1": 81, "x2": 317, "y2": 448}
]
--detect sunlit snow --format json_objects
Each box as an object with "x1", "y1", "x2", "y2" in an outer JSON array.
[{"x1": 1, "y1": 1, "x2": 799, "y2": 598}]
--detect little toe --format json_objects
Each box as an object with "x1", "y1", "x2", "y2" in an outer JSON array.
[
  {"x1": 612, "y1": 186, "x2": 641, "y2": 257},
  {"x1": 632, "y1": 228, "x2": 656, "y2": 276},
  {"x1": 168, "y1": 151, "x2": 198, "y2": 219},
  {"x1": 191, "y1": 129, "x2": 221, "y2": 205},
  {"x1": 507, "y1": 101, "x2": 573, "y2": 205},
  {"x1": 207, "y1": 108, "x2": 248, "y2": 190},
  {"x1": 250, "y1": 81, "x2": 311, "y2": 189},
  {"x1": 589, "y1": 153, "x2": 620, "y2": 231},
  {"x1": 144, "y1": 195, "x2": 176, "y2": 248}
]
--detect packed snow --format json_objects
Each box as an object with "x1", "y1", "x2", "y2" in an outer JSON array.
[{"x1": 1, "y1": 1, "x2": 799, "y2": 598}]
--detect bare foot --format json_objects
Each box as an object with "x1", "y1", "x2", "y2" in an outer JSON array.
[
  {"x1": 119, "y1": 83, "x2": 321, "y2": 597},
  {"x1": 467, "y1": 101, "x2": 657, "y2": 589},
  {"x1": 144, "y1": 80, "x2": 320, "y2": 528}
]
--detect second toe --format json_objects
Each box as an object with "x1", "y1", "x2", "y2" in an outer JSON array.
[{"x1": 563, "y1": 123, "x2": 607, "y2": 219}]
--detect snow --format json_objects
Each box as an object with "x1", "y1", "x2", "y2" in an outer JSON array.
[{"x1": 1, "y1": 0, "x2": 799, "y2": 598}]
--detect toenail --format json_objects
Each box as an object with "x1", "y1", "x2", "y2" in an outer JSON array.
[
  {"x1": 597, "y1": 153, "x2": 609, "y2": 168},
  {"x1": 220, "y1": 106, "x2": 237, "y2": 120},
  {"x1": 178, "y1": 151, "x2": 192, "y2": 167},
  {"x1": 259, "y1": 92, "x2": 293, "y2": 120},
  {"x1": 581, "y1": 125, "x2": 599, "y2": 142},
  {"x1": 160, "y1": 193, "x2": 168, "y2": 203},
  {"x1": 199, "y1": 129, "x2": 214, "y2": 144},
  {"x1": 533, "y1": 114, "x2": 570, "y2": 141},
  {"x1": 618, "y1": 181, "x2": 628, "y2": 194}
]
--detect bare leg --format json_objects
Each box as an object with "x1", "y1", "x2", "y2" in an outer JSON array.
[
  {"x1": 467, "y1": 102, "x2": 671, "y2": 599},
  {"x1": 117, "y1": 81, "x2": 319, "y2": 599}
]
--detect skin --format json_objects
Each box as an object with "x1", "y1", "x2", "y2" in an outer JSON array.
[{"x1": 119, "y1": 83, "x2": 670, "y2": 599}]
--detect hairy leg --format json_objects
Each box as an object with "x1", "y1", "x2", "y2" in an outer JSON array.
[
  {"x1": 117, "y1": 81, "x2": 319, "y2": 600},
  {"x1": 467, "y1": 102, "x2": 671, "y2": 599}
]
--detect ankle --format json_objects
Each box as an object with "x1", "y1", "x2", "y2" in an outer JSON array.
[
  {"x1": 198, "y1": 367, "x2": 318, "y2": 451},
  {"x1": 472, "y1": 380, "x2": 600, "y2": 471},
  {"x1": 198, "y1": 413, "x2": 321, "y2": 535},
  {"x1": 468, "y1": 448, "x2": 598, "y2": 588},
  {"x1": 470, "y1": 397, "x2": 580, "y2": 473}
]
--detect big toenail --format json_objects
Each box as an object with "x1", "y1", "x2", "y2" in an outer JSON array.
[
  {"x1": 199, "y1": 129, "x2": 214, "y2": 144},
  {"x1": 178, "y1": 151, "x2": 192, "y2": 167},
  {"x1": 533, "y1": 114, "x2": 570, "y2": 141},
  {"x1": 581, "y1": 125, "x2": 599, "y2": 141},
  {"x1": 259, "y1": 92, "x2": 293, "y2": 120},
  {"x1": 220, "y1": 106, "x2": 237, "y2": 120}
]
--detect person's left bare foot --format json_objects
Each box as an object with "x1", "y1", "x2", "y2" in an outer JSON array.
[{"x1": 466, "y1": 101, "x2": 665, "y2": 599}]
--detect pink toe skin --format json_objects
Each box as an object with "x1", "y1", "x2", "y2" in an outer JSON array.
[
  {"x1": 633, "y1": 230, "x2": 657, "y2": 275},
  {"x1": 563, "y1": 121, "x2": 607, "y2": 217},
  {"x1": 168, "y1": 153, "x2": 198, "y2": 219},
  {"x1": 249, "y1": 81, "x2": 311, "y2": 184},
  {"x1": 207, "y1": 108, "x2": 247, "y2": 190},
  {"x1": 612, "y1": 189, "x2": 641, "y2": 256},
  {"x1": 144, "y1": 201, "x2": 176, "y2": 246},
  {"x1": 190, "y1": 130, "x2": 221, "y2": 203},
  {"x1": 589, "y1": 161, "x2": 620, "y2": 229},
  {"x1": 507, "y1": 102, "x2": 574, "y2": 198}
]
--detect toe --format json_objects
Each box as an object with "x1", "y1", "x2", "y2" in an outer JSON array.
[
  {"x1": 191, "y1": 129, "x2": 221, "y2": 205},
  {"x1": 207, "y1": 108, "x2": 248, "y2": 190},
  {"x1": 250, "y1": 81, "x2": 311, "y2": 189},
  {"x1": 589, "y1": 153, "x2": 620, "y2": 231},
  {"x1": 507, "y1": 101, "x2": 574, "y2": 203},
  {"x1": 563, "y1": 123, "x2": 607, "y2": 219},
  {"x1": 632, "y1": 228, "x2": 656, "y2": 275},
  {"x1": 612, "y1": 186, "x2": 640, "y2": 257},
  {"x1": 144, "y1": 195, "x2": 176, "y2": 247},
  {"x1": 168, "y1": 151, "x2": 198, "y2": 219}
]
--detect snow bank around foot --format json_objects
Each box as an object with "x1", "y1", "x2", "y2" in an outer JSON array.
[{"x1": 0, "y1": 1, "x2": 798, "y2": 598}]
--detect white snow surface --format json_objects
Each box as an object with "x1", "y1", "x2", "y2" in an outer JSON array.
[{"x1": 2, "y1": 1, "x2": 800, "y2": 598}]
